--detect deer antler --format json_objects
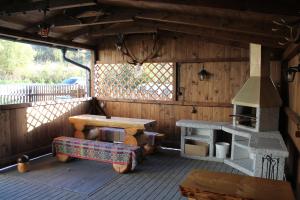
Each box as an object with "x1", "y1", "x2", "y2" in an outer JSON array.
[
  {"x1": 115, "y1": 34, "x2": 138, "y2": 65},
  {"x1": 139, "y1": 34, "x2": 160, "y2": 64},
  {"x1": 272, "y1": 18, "x2": 300, "y2": 45},
  {"x1": 115, "y1": 33, "x2": 161, "y2": 65}
]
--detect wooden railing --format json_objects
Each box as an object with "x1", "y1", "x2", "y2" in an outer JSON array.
[
  {"x1": 0, "y1": 84, "x2": 87, "y2": 105},
  {"x1": 0, "y1": 98, "x2": 91, "y2": 167}
]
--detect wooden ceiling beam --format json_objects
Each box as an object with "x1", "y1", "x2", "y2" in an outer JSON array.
[
  {"x1": 63, "y1": 27, "x2": 93, "y2": 40},
  {"x1": 49, "y1": 9, "x2": 286, "y2": 41},
  {"x1": 0, "y1": 0, "x2": 97, "y2": 15},
  {"x1": 0, "y1": 26, "x2": 95, "y2": 50},
  {"x1": 54, "y1": 14, "x2": 134, "y2": 28},
  {"x1": 51, "y1": 9, "x2": 286, "y2": 39},
  {"x1": 135, "y1": 12, "x2": 284, "y2": 39},
  {"x1": 97, "y1": 0, "x2": 300, "y2": 17},
  {"x1": 23, "y1": 12, "x2": 63, "y2": 32},
  {"x1": 62, "y1": 24, "x2": 113, "y2": 40},
  {"x1": 134, "y1": 20, "x2": 282, "y2": 48},
  {"x1": 90, "y1": 23, "x2": 157, "y2": 37},
  {"x1": 22, "y1": 5, "x2": 109, "y2": 32}
]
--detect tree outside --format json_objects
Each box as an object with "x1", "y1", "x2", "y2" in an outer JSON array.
[{"x1": 0, "y1": 39, "x2": 91, "y2": 84}]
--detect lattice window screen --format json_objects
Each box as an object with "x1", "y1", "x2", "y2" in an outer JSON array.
[{"x1": 94, "y1": 63, "x2": 174, "y2": 100}]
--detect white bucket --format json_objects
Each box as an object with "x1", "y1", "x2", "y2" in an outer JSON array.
[{"x1": 215, "y1": 142, "x2": 230, "y2": 159}]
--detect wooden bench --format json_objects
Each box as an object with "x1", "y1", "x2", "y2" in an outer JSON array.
[
  {"x1": 87, "y1": 127, "x2": 164, "y2": 155},
  {"x1": 52, "y1": 136, "x2": 142, "y2": 173}
]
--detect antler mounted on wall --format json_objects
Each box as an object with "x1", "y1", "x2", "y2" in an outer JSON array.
[
  {"x1": 115, "y1": 33, "x2": 161, "y2": 66},
  {"x1": 272, "y1": 18, "x2": 300, "y2": 46}
]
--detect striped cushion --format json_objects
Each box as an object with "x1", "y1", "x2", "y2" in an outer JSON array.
[{"x1": 52, "y1": 136, "x2": 141, "y2": 170}]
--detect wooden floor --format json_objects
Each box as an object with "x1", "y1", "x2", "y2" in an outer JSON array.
[{"x1": 0, "y1": 149, "x2": 242, "y2": 200}]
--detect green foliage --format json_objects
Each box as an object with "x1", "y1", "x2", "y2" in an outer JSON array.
[
  {"x1": 65, "y1": 49, "x2": 91, "y2": 66},
  {"x1": 33, "y1": 45, "x2": 62, "y2": 63},
  {"x1": 0, "y1": 40, "x2": 35, "y2": 78},
  {"x1": 0, "y1": 39, "x2": 91, "y2": 84}
]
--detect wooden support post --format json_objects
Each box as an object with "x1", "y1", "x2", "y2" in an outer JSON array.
[{"x1": 73, "y1": 122, "x2": 85, "y2": 139}]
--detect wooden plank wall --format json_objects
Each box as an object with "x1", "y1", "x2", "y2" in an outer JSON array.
[
  {"x1": 286, "y1": 53, "x2": 300, "y2": 198},
  {"x1": 96, "y1": 34, "x2": 281, "y2": 146},
  {"x1": 0, "y1": 99, "x2": 90, "y2": 167}
]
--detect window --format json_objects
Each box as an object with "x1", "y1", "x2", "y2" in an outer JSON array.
[{"x1": 94, "y1": 63, "x2": 174, "y2": 101}]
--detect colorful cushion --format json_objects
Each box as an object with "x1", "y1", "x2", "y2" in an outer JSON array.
[{"x1": 52, "y1": 136, "x2": 141, "y2": 170}]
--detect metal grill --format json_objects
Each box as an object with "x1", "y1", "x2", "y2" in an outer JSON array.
[{"x1": 94, "y1": 63, "x2": 174, "y2": 100}]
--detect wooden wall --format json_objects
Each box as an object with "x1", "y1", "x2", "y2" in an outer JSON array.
[
  {"x1": 96, "y1": 34, "x2": 281, "y2": 146},
  {"x1": 285, "y1": 53, "x2": 300, "y2": 198},
  {"x1": 0, "y1": 99, "x2": 90, "y2": 167}
]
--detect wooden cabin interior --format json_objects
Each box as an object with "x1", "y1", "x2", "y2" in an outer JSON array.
[{"x1": 0, "y1": 1, "x2": 299, "y2": 199}]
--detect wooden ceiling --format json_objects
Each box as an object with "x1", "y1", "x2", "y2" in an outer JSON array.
[{"x1": 0, "y1": 0, "x2": 299, "y2": 51}]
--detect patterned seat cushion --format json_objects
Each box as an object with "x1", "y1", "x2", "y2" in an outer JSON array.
[{"x1": 52, "y1": 136, "x2": 141, "y2": 170}]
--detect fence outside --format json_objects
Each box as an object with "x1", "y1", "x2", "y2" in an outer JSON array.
[{"x1": 0, "y1": 84, "x2": 87, "y2": 105}]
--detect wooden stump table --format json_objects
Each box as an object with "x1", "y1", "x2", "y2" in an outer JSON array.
[
  {"x1": 69, "y1": 114, "x2": 156, "y2": 147},
  {"x1": 180, "y1": 169, "x2": 295, "y2": 200}
]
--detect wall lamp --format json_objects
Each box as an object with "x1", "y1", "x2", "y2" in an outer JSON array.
[
  {"x1": 286, "y1": 64, "x2": 300, "y2": 82},
  {"x1": 198, "y1": 64, "x2": 209, "y2": 81}
]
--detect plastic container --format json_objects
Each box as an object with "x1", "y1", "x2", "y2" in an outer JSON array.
[{"x1": 215, "y1": 142, "x2": 230, "y2": 159}]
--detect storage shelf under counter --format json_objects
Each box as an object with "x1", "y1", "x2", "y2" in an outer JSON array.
[
  {"x1": 176, "y1": 121, "x2": 289, "y2": 180},
  {"x1": 176, "y1": 120, "x2": 230, "y2": 161}
]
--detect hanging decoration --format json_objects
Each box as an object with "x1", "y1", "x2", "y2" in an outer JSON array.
[
  {"x1": 272, "y1": 18, "x2": 300, "y2": 46},
  {"x1": 38, "y1": 8, "x2": 51, "y2": 38},
  {"x1": 115, "y1": 33, "x2": 161, "y2": 77}
]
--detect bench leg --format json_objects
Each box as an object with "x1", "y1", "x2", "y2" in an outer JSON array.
[
  {"x1": 56, "y1": 154, "x2": 70, "y2": 162},
  {"x1": 112, "y1": 163, "x2": 131, "y2": 173}
]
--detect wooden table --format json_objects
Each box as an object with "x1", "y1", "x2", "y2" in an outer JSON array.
[
  {"x1": 179, "y1": 170, "x2": 295, "y2": 200},
  {"x1": 69, "y1": 114, "x2": 156, "y2": 146}
]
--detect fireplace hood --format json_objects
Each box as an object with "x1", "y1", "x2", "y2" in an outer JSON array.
[{"x1": 232, "y1": 43, "x2": 282, "y2": 108}]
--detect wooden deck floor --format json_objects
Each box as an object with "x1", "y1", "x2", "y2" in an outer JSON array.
[{"x1": 0, "y1": 149, "x2": 242, "y2": 200}]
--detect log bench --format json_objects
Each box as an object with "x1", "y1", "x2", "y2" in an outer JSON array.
[
  {"x1": 52, "y1": 136, "x2": 142, "y2": 173},
  {"x1": 179, "y1": 169, "x2": 295, "y2": 200}
]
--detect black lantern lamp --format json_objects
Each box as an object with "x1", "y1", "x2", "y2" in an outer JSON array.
[
  {"x1": 38, "y1": 23, "x2": 51, "y2": 38},
  {"x1": 286, "y1": 64, "x2": 300, "y2": 82},
  {"x1": 198, "y1": 64, "x2": 209, "y2": 81},
  {"x1": 38, "y1": 8, "x2": 51, "y2": 38}
]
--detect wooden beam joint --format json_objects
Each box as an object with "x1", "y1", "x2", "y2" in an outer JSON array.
[{"x1": 0, "y1": 26, "x2": 95, "y2": 50}]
